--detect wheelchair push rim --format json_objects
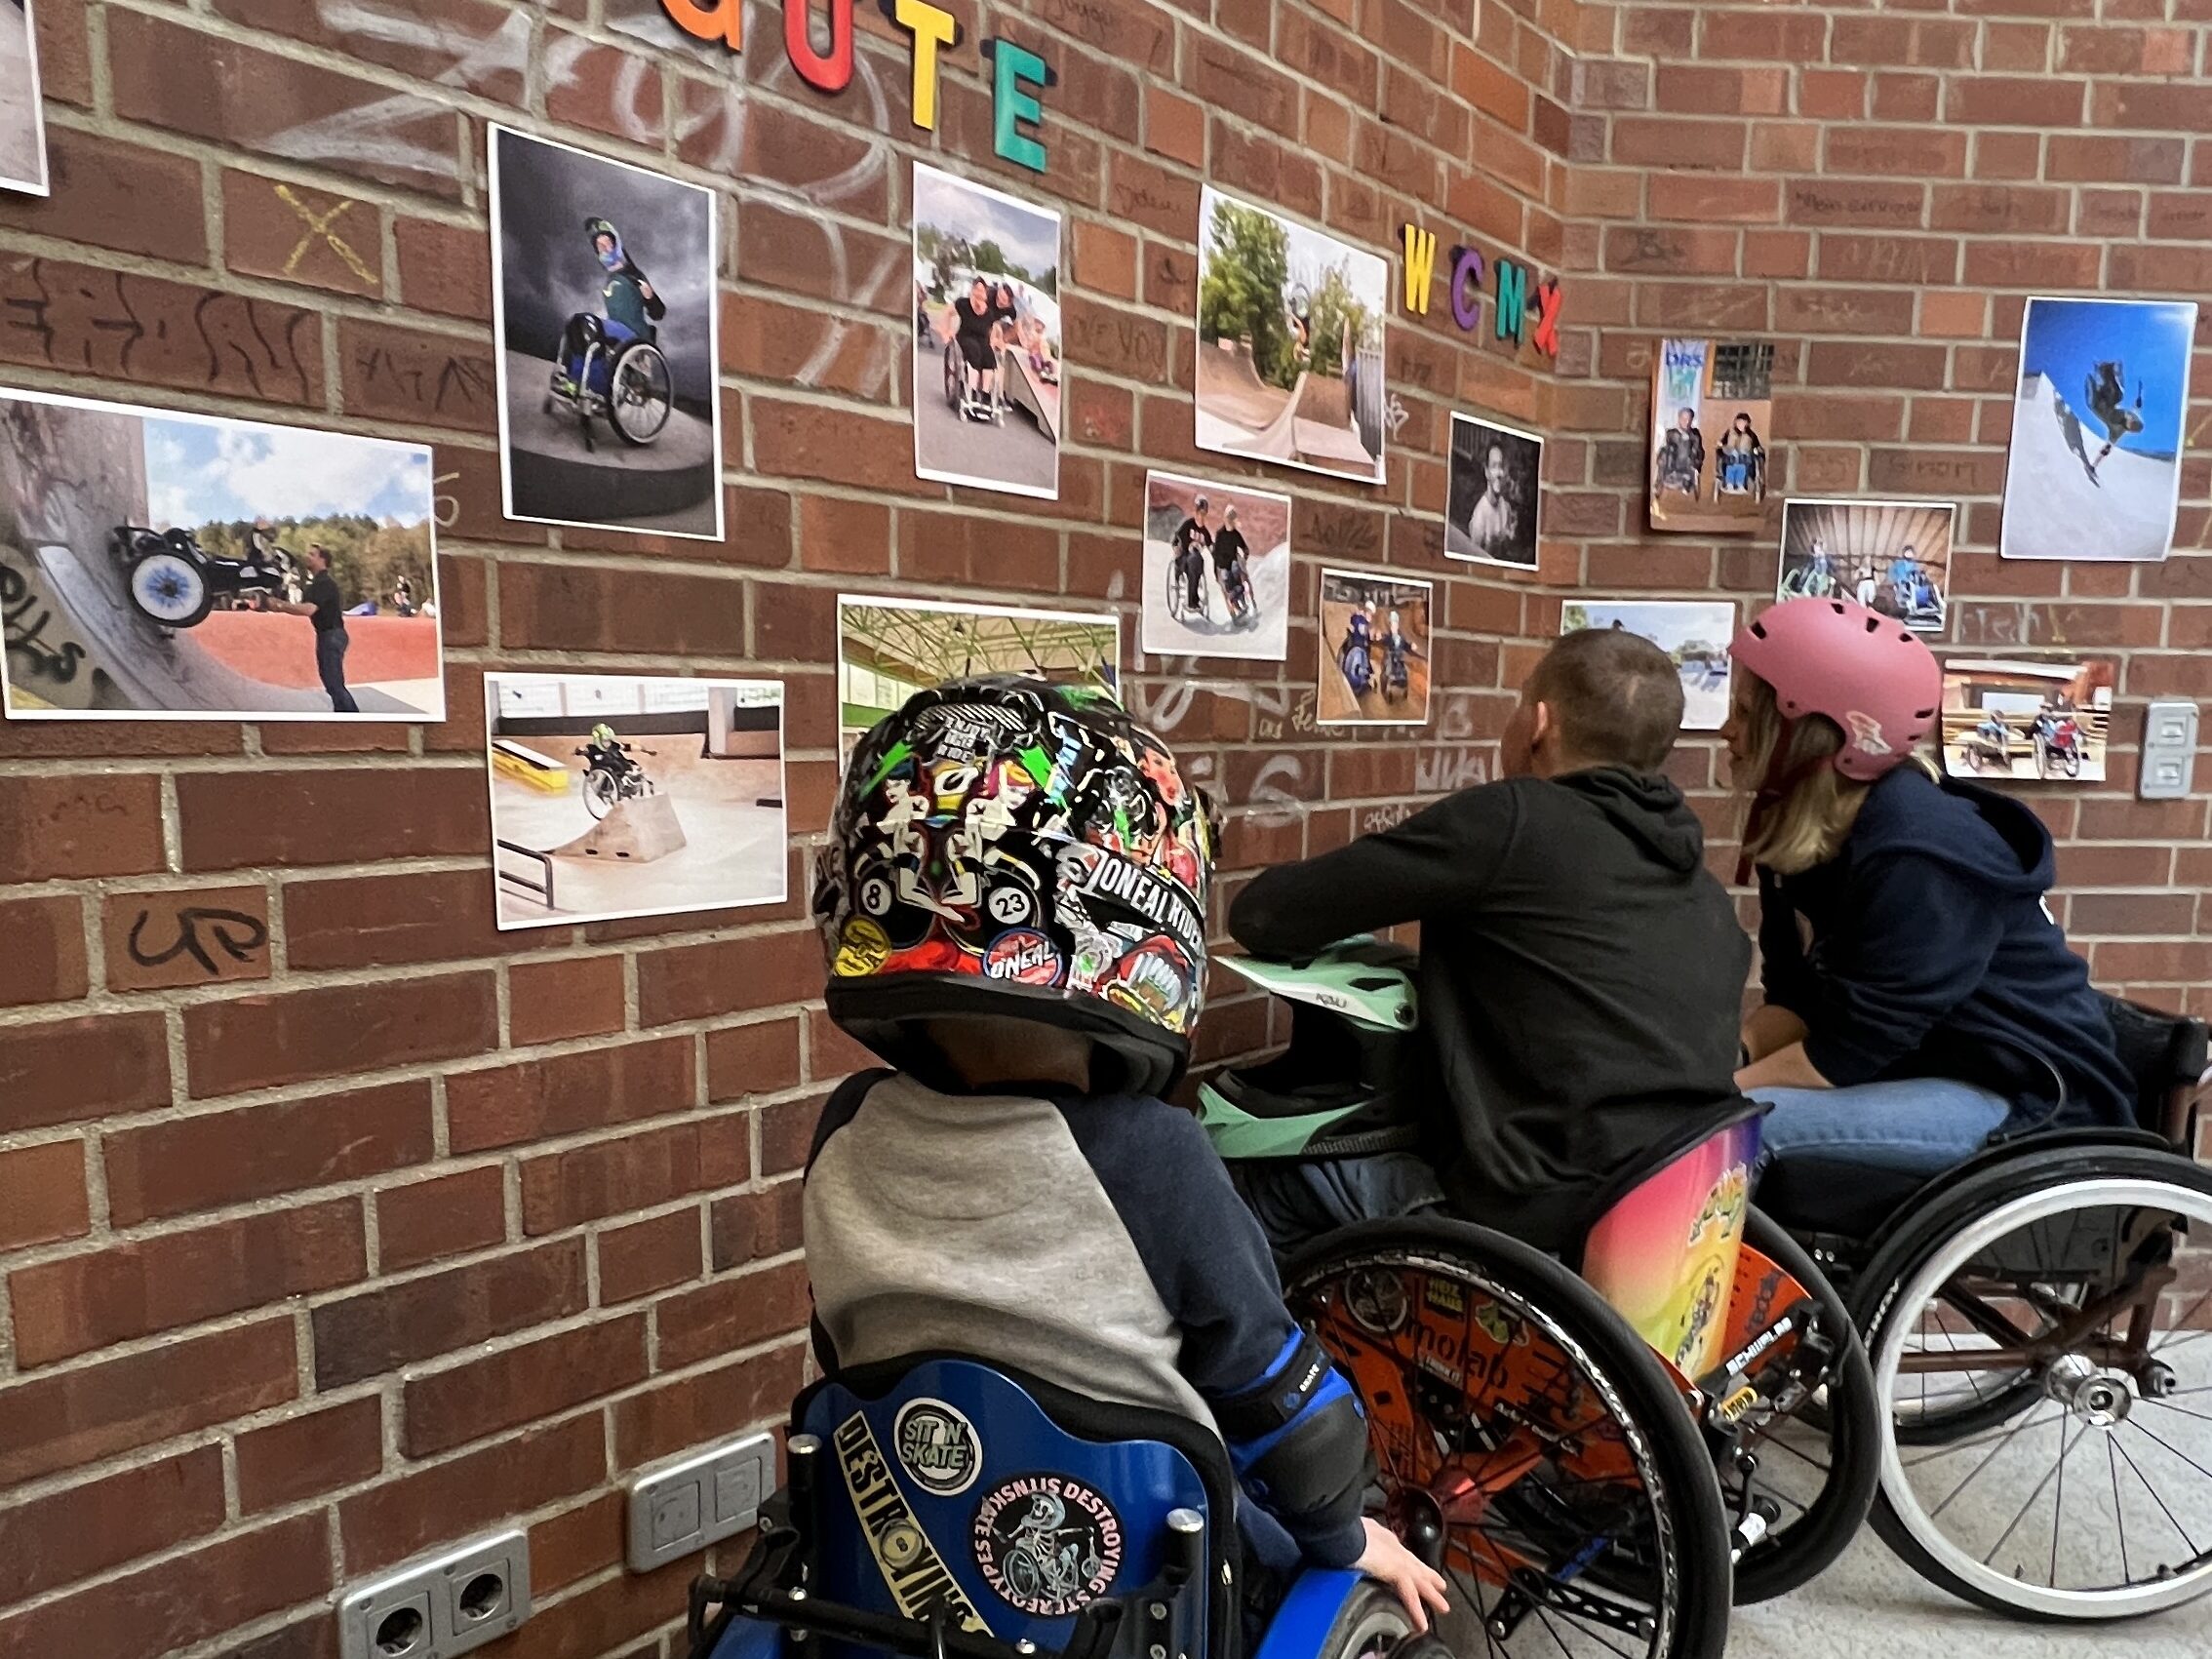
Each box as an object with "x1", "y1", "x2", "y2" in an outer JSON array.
[
  {"x1": 609, "y1": 343, "x2": 674, "y2": 444},
  {"x1": 1871, "y1": 1175, "x2": 2212, "y2": 1620},
  {"x1": 1287, "y1": 1232, "x2": 1731, "y2": 1659}
]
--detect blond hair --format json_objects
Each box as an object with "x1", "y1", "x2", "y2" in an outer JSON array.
[{"x1": 1732, "y1": 670, "x2": 1938, "y2": 875}]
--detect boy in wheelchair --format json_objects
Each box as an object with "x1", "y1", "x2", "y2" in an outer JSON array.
[
  {"x1": 551, "y1": 215, "x2": 666, "y2": 402},
  {"x1": 1226, "y1": 627, "x2": 1753, "y2": 1251},
  {"x1": 696, "y1": 678, "x2": 1444, "y2": 1659}
]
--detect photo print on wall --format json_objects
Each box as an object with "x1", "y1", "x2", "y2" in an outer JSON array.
[
  {"x1": 1444, "y1": 412, "x2": 1542, "y2": 570},
  {"x1": 0, "y1": 387, "x2": 443, "y2": 722},
  {"x1": 1560, "y1": 601, "x2": 1736, "y2": 731},
  {"x1": 1194, "y1": 187, "x2": 1388, "y2": 486},
  {"x1": 1648, "y1": 338, "x2": 1772, "y2": 535},
  {"x1": 487, "y1": 673, "x2": 788, "y2": 930},
  {"x1": 1942, "y1": 658, "x2": 2114, "y2": 784},
  {"x1": 1317, "y1": 566, "x2": 1432, "y2": 727},
  {"x1": 489, "y1": 126, "x2": 726, "y2": 540},
  {"x1": 912, "y1": 162, "x2": 1063, "y2": 500},
  {"x1": 2000, "y1": 296, "x2": 2196, "y2": 563},
  {"x1": 838, "y1": 595, "x2": 1119, "y2": 750},
  {"x1": 1139, "y1": 470, "x2": 1291, "y2": 662},
  {"x1": 0, "y1": 0, "x2": 47, "y2": 196},
  {"x1": 1778, "y1": 498, "x2": 1955, "y2": 635}
]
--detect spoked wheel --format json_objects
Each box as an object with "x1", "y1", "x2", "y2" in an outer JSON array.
[
  {"x1": 1287, "y1": 1218, "x2": 1732, "y2": 1659},
  {"x1": 942, "y1": 341, "x2": 964, "y2": 412},
  {"x1": 583, "y1": 768, "x2": 619, "y2": 819},
  {"x1": 1724, "y1": 1209, "x2": 1881, "y2": 1603},
  {"x1": 1165, "y1": 558, "x2": 1189, "y2": 623},
  {"x1": 127, "y1": 547, "x2": 213, "y2": 628},
  {"x1": 608, "y1": 342, "x2": 673, "y2": 445},
  {"x1": 1859, "y1": 1147, "x2": 2212, "y2": 1620}
]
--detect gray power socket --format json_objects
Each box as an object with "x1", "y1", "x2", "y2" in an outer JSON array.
[
  {"x1": 2139, "y1": 699, "x2": 2199, "y2": 800},
  {"x1": 625, "y1": 1430, "x2": 775, "y2": 1570},
  {"x1": 337, "y1": 1529, "x2": 531, "y2": 1659}
]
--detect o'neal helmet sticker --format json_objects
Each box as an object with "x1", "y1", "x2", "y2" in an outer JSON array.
[
  {"x1": 970, "y1": 1473, "x2": 1125, "y2": 1618},
  {"x1": 835, "y1": 1411, "x2": 993, "y2": 1632},
  {"x1": 892, "y1": 1398, "x2": 983, "y2": 1497},
  {"x1": 984, "y1": 928, "x2": 1064, "y2": 985}
]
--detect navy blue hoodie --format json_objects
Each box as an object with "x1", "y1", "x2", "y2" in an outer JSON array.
[{"x1": 1758, "y1": 767, "x2": 2132, "y2": 1130}]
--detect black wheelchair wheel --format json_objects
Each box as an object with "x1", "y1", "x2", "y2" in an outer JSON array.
[
  {"x1": 942, "y1": 339, "x2": 964, "y2": 412},
  {"x1": 1287, "y1": 1217, "x2": 1731, "y2": 1659},
  {"x1": 1857, "y1": 1144, "x2": 2212, "y2": 1621},
  {"x1": 608, "y1": 341, "x2": 673, "y2": 446},
  {"x1": 1725, "y1": 1209, "x2": 1881, "y2": 1603},
  {"x1": 1312, "y1": 1580, "x2": 1415, "y2": 1659},
  {"x1": 125, "y1": 542, "x2": 214, "y2": 629}
]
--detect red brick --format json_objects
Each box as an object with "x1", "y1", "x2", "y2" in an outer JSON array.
[
  {"x1": 376, "y1": 1165, "x2": 510, "y2": 1272},
  {"x1": 499, "y1": 563, "x2": 749, "y2": 655},
  {"x1": 222, "y1": 170, "x2": 384, "y2": 298},
  {"x1": 1946, "y1": 74, "x2": 2087, "y2": 126},
  {"x1": 338, "y1": 1415, "x2": 606, "y2": 1574},
  {"x1": 599, "y1": 1206, "x2": 705, "y2": 1304},
  {"x1": 655, "y1": 1257, "x2": 811, "y2": 1369},
  {"x1": 397, "y1": 216, "x2": 494, "y2": 321},
  {"x1": 510, "y1": 954, "x2": 630, "y2": 1046},
  {"x1": 0, "y1": 893, "x2": 86, "y2": 1007},
  {"x1": 612, "y1": 1342, "x2": 806, "y2": 1470},
  {"x1": 0, "y1": 773, "x2": 163, "y2": 883},
  {"x1": 520, "y1": 1115, "x2": 748, "y2": 1235},
  {"x1": 0, "y1": 1444, "x2": 226, "y2": 1602},
  {"x1": 404, "y1": 1315, "x2": 649, "y2": 1455},
  {"x1": 214, "y1": 0, "x2": 522, "y2": 98},
  {"x1": 0, "y1": 129, "x2": 208, "y2": 262},
  {"x1": 99, "y1": 885, "x2": 272, "y2": 994},
  {"x1": 545, "y1": 37, "x2": 664, "y2": 138},
  {"x1": 103, "y1": 1080, "x2": 433, "y2": 1226},
  {"x1": 339, "y1": 317, "x2": 497, "y2": 433},
  {"x1": 530, "y1": 1492, "x2": 627, "y2": 1596},
  {"x1": 235, "y1": 1395, "x2": 385, "y2": 1514},
  {"x1": 9, "y1": 1197, "x2": 366, "y2": 1366},
  {"x1": 447, "y1": 1035, "x2": 696, "y2": 1153},
  {"x1": 638, "y1": 929, "x2": 820, "y2": 1025},
  {"x1": 0, "y1": 1513, "x2": 332, "y2": 1659},
  {"x1": 284, "y1": 868, "x2": 507, "y2": 968},
  {"x1": 0, "y1": 1318, "x2": 297, "y2": 1485},
  {"x1": 311, "y1": 1239, "x2": 588, "y2": 1389},
  {"x1": 0, "y1": 1139, "x2": 91, "y2": 1251},
  {"x1": 706, "y1": 1015, "x2": 806, "y2": 1102},
  {"x1": 184, "y1": 972, "x2": 498, "y2": 1098},
  {"x1": 0, "y1": 1011, "x2": 170, "y2": 1133},
  {"x1": 2047, "y1": 135, "x2": 2188, "y2": 184},
  {"x1": 176, "y1": 767, "x2": 487, "y2": 870},
  {"x1": 710, "y1": 1179, "x2": 807, "y2": 1272}
]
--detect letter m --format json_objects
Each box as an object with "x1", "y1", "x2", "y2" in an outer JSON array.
[
  {"x1": 1494, "y1": 258, "x2": 1527, "y2": 345},
  {"x1": 1402, "y1": 224, "x2": 1438, "y2": 316}
]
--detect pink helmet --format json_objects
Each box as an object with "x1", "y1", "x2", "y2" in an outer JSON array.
[{"x1": 1730, "y1": 597, "x2": 1941, "y2": 781}]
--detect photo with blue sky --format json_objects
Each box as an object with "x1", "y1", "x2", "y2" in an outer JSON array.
[
  {"x1": 144, "y1": 415, "x2": 433, "y2": 531},
  {"x1": 2020, "y1": 296, "x2": 2196, "y2": 456}
]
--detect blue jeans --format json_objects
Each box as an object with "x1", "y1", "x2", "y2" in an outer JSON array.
[
  {"x1": 1749, "y1": 1077, "x2": 2013, "y2": 1232},
  {"x1": 316, "y1": 627, "x2": 359, "y2": 714}
]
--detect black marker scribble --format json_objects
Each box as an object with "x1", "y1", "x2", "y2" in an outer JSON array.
[{"x1": 127, "y1": 907, "x2": 268, "y2": 977}]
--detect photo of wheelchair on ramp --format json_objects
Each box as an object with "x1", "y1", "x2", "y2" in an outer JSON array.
[
  {"x1": 0, "y1": 388, "x2": 442, "y2": 721},
  {"x1": 490, "y1": 125, "x2": 725, "y2": 540},
  {"x1": 486, "y1": 673, "x2": 787, "y2": 930}
]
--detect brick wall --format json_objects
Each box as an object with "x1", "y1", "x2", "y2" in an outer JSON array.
[{"x1": 0, "y1": 1, "x2": 2206, "y2": 1657}]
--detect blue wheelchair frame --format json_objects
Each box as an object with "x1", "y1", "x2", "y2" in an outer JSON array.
[
  {"x1": 560, "y1": 312, "x2": 650, "y2": 402},
  {"x1": 690, "y1": 1356, "x2": 1372, "y2": 1659}
]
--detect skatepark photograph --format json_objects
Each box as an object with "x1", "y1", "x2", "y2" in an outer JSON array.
[
  {"x1": 1941, "y1": 658, "x2": 2114, "y2": 785},
  {"x1": 1560, "y1": 601, "x2": 1736, "y2": 731},
  {"x1": 0, "y1": 389, "x2": 441, "y2": 721},
  {"x1": 1778, "y1": 498, "x2": 1954, "y2": 634},
  {"x1": 0, "y1": 0, "x2": 45, "y2": 195},
  {"x1": 487, "y1": 673, "x2": 788, "y2": 930},
  {"x1": 1195, "y1": 186, "x2": 1387, "y2": 486},
  {"x1": 1139, "y1": 469, "x2": 1290, "y2": 662},
  {"x1": 490, "y1": 126, "x2": 724, "y2": 540},
  {"x1": 1317, "y1": 566, "x2": 1432, "y2": 726},
  {"x1": 912, "y1": 163, "x2": 1062, "y2": 499},
  {"x1": 839, "y1": 595, "x2": 1117, "y2": 749},
  {"x1": 2000, "y1": 296, "x2": 2196, "y2": 564}
]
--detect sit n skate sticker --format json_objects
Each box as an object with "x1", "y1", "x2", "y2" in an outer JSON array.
[
  {"x1": 834, "y1": 1410, "x2": 993, "y2": 1632},
  {"x1": 892, "y1": 1398, "x2": 983, "y2": 1497},
  {"x1": 970, "y1": 1473, "x2": 1124, "y2": 1617}
]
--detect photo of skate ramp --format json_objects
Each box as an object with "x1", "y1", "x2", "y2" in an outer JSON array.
[
  {"x1": 1317, "y1": 566, "x2": 1432, "y2": 727},
  {"x1": 2000, "y1": 296, "x2": 2196, "y2": 563},
  {"x1": 0, "y1": 389, "x2": 442, "y2": 721},
  {"x1": 1139, "y1": 469, "x2": 1292, "y2": 662},
  {"x1": 486, "y1": 673, "x2": 787, "y2": 930}
]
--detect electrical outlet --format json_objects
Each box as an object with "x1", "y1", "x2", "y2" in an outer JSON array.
[
  {"x1": 626, "y1": 1430, "x2": 775, "y2": 1570},
  {"x1": 2140, "y1": 699, "x2": 2199, "y2": 801},
  {"x1": 338, "y1": 1530, "x2": 531, "y2": 1659}
]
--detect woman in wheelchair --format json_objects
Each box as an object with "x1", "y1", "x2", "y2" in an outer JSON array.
[
  {"x1": 760, "y1": 676, "x2": 1443, "y2": 1657},
  {"x1": 1722, "y1": 597, "x2": 2134, "y2": 1228}
]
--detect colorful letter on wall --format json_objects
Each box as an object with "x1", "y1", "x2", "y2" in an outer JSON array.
[
  {"x1": 660, "y1": 0, "x2": 742, "y2": 49},
  {"x1": 1402, "y1": 224, "x2": 1438, "y2": 315},
  {"x1": 991, "y1": 39, "x2": 1049, "y2": 172},
  {"x1": 1495, "y1": 258, "x2": 1527, "y2": 346},
  {"x1": 894, "y1": 0, "x2": 957, "y2": 131},
  {"x1": 785, "y1": 0, "x2": 854, "y2": 92},
  {"x1": 1532, "y1": 277, "x2": 1562, "y2": 358},
  {"x1": 1449, "y1": 247, "x2": 1484, "y2": 333}
]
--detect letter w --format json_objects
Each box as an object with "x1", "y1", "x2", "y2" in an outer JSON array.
[{"x1": 1402, "y1": 224, "x2": 1438, "y2": 315}]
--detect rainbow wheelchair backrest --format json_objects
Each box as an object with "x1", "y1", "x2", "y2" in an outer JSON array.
[{"x1": 689, "y1": 1357, "x2": 1371, "y2": 1659}]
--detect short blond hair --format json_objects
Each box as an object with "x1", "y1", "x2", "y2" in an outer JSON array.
[{"x1": 1732, "y1": 669, "x2": 1937, "y2": 875}]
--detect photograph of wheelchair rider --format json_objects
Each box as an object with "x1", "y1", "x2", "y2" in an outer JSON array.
[
  {"x1": 1209, "y1": 502, "x2": 1250, "y2": 609},
  {"x1": 805, "y1": 679, "x2": 1446, "y2": 1633},
  {"x1": 1230, "y1": 627, "x2": 1751, "y2": 1249},
  {"x1": 1724, "y1": 596, "x2": 2134, "y2": 1229},
  {"x1": 583, "y1": 720, "x2": 634, "y2": 778},
  {"x1": 552, "y1": 216, "x2": 665, "y2": 400},
  {"x1": 941, "y1": 275, "x2": 1007, "y2": 416},
  {"x1": 1172, "y1": 494, "x2": 1213, "y2": 610}
]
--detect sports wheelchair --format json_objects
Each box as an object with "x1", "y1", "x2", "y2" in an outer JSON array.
[
  {"x1": 546, "y1": 312, "x2": 674, "y2": 449},
  {"x1": 1768, "y1": 993, "x2": 2212, "y2": 1623},
  {"x1": 1200, "y1": 943, "x2": 1883, "y2": 1659},
  {"x1": 685, "y1": 1356, "x2": 1433, "y2": 1659}
]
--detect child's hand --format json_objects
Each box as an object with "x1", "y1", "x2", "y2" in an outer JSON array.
[{"x1": 1354, "y1": 1517, "x2": 1449, "y2": 1632}]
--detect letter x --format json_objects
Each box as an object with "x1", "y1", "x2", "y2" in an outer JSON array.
[
  {"x1": 1531, "y1": 278, "x2": 1563, "y2": 358},
  {"x1": 276, "y1": 184, "x2": 379, "y2": 289}
]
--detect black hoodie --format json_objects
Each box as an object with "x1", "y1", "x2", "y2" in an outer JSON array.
[
  {"x1": 1758, "y1": 767, "x2": 2132, "y2": 1130},
  {"x1": 1229, "y1": 768, "x2": 1753, "y2": 1246}
]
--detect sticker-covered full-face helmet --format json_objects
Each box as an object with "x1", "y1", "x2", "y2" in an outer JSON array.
[{"x1": 815, "y1": 676, "x2": 1215, "y2": 1095}]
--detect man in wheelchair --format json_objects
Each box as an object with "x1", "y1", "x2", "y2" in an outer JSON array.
[
  {"x1": 551, "y1": 215, "x2": 667, "y2": 404},
  {"x1": 690, "y1": 678, "x2": 1445, "y2": 1659}
]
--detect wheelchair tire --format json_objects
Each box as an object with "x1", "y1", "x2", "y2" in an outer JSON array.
[
  {"x1": 1725, "y1": 1209, "x2": 1881, "y2": 1604},
  {"x1": 1309, "y1": 1580, "x2": 1416, "y2": 1659},
  {"x1": 1856, "y1": 1144, "x2": 2212, "y2": 1621},
  {"x1": 1286, "y1": 1217, "x2": 1731, "y2": 1659},
  {"x1": 126, "y1": 544, "x2": 214, "y2": 629},
  {"x1": 607, "y1": 341, "x2": 674, "y2": 446}
]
